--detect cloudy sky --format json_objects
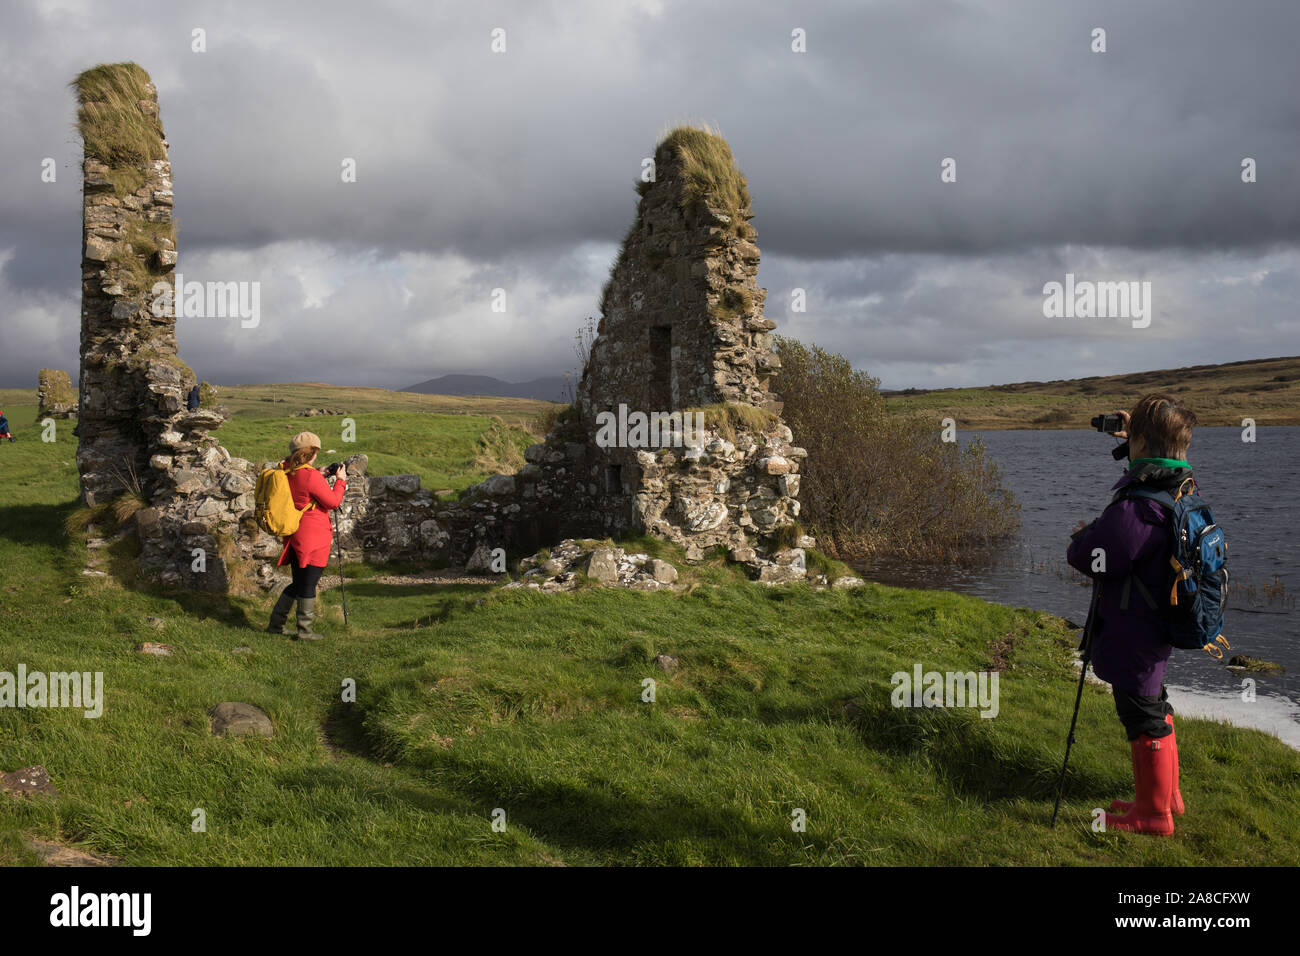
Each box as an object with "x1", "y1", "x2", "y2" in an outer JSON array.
[{"x1": 3, "y1": 0, "x2": 1299, "y2": 392}]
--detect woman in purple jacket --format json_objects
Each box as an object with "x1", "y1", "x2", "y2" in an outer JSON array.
[{"x1": 1066, "y1": 394, "x2": 1198, "y2": 837}]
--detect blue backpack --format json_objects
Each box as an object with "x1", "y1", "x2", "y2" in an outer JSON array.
[{"x1": 1116, "y1": 479, "x2": 1229, "y2": 654}]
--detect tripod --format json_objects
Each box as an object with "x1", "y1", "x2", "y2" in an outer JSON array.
[{"x1": 1050, "y1": 586, "x2": 1101, "y2": 827}]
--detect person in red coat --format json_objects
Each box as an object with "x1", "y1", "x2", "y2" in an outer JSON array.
[{"x1": 266, "y1": 431, "x2": 347, "y2": 640}]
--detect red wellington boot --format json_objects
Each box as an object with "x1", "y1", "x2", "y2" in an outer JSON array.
[
  {"x1": 1109, "y1": 714, "x2": 1185, "y2": 816},
  {"x1": 1105, "y1": 733, "x2": 1176, "y2": 836}
]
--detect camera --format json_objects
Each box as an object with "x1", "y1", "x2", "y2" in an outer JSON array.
[
  {"x1": 1090, "y1": 413, "x2": 1125, "y2": 433},
  {"x1": 322, "y1": 461, "x2": 345, "y2": 478}
]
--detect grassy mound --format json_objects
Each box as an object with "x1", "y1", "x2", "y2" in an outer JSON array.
[{"x1": 348, "y1": 584, "x2": 1300, "y2": 865}]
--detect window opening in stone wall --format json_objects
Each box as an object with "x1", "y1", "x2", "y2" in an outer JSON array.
[{"x1": 649, "y1": 324, "x2": 672, "y2": 410}]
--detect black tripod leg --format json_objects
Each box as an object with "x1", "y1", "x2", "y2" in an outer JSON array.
[
  {"x1": 1051, "y1": 651, "x2": 1091, "y2": 828},
  {"x1": 1051, "y1": 585, "x2": 1102, "y2": 827}
]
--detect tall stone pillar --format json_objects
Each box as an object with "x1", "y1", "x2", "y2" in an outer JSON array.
[
  {"x1": 73, "y1": 63, "x2": 261, "y2": 592},
  {"x1": 74, "y1": 62, "x2": 187, "y2": 505}
]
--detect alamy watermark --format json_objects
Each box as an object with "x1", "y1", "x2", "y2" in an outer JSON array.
[
  {"x1": 0, "y1": 666, "x2": 103, "y2": 718},
  {"x1": 1043, "y1": 273, "x2": 1151, "y2": 329},
  {"x1": 150, "y1": 274, "x2": 260, "y2": 328},
  {"x1": 50, "y1": 886, "x2": 150, "y2": 935},
  {"x1": 891, "y1": 663, "x2": 999, "y2": 718},
  {"x1": 594, "y1": 404, "x2": 706, "y2": 449}
]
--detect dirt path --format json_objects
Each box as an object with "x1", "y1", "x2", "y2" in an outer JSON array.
[{"x1": 312, "y1": 568, "x2": 503, "y2": 590}]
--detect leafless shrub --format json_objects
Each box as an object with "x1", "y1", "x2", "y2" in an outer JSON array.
[{"x1": 777, "y1": 337, "x2": 1020, "y2": 562}]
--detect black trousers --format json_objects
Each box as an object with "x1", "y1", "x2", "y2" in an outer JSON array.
[
  {"x1": 284, "y1": 563, "x2": 325, "y2": 600},
  {"x1": 1113, "y1": 685, "x2": 1174, "y2": 741}
]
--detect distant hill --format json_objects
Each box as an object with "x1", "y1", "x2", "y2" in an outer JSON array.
[
  {"x1": 401, "y1": 374, "x2": 567, "y2": 403},
  {"x1": 883, "y1": 355, "x2": 1300, "y2": 428}
]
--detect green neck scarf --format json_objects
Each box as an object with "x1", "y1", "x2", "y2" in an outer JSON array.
[{"x1": 1130, "y1": 456, "x2": 1190, "y2": 471}]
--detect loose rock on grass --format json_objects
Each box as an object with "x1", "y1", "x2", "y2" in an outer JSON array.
[
  {"x1": 2, "y1": 765, "x2": 59, "y2": 798},
  {"x1": 135, "y1": 642, "x2": 173, "y2": 656},
  {"x1": 209, "y1": 702, "x2": 274, "y2": 737}
]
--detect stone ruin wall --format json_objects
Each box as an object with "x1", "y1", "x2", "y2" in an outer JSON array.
[
  {"x1": 327, "y1": 130, "x2": 811, "y2": 581},
  {"x1": 74, "y1": 71, "x2": 806, "y2": 591},
  {"x1": 579, "y1": 136, "x2": 781, "y2": 414},
  {"x1": 37, "y1": 369, "x2": 79, "y2": 418},
  {"x1": 561, "y1": 131, "x2": 804, "y2": 574}
]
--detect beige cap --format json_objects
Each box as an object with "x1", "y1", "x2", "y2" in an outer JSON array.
[{"x1": 289, "y1": 431, "x2": 321, "y2": 454}]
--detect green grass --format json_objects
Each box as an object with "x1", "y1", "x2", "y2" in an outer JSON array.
[
  {"x1": 1, "y1": 395, "x2": 1298, "y2": 865},
  {"x1": 210, "y1": 382, "x2": 553, "y2": 428},
  {"x1": 213, "y1": 407, "x2": 532, "y2": 495}
]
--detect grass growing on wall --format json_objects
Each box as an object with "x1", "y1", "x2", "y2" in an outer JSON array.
[
  {"x1": 710, "y1": 287, "x2": 754, "y2": 321},
  {"x1": 651, "y1": 125, "x2": 752, "y2": 230},
  {"x1": 106, "y1": 219, "x2": 176, "y2": 294},
  {"x1": 72, "y1": 63, "x2": 167, "y2": 169},
  {"x1": 679, "y1": 402, "x2": 780, "y2": 443}
]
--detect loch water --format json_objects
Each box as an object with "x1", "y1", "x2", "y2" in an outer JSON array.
[{"x1": 854, "y1": 426, "x2": 1300, "y2": 748}]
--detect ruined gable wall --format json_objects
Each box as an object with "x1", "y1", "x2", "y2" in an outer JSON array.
[
  {"x1": 578, "y1": 130, "x2": 781, "y2": 418},
  {"x1": 397, "y1": 128, "x2": 809, "y2": 575}
]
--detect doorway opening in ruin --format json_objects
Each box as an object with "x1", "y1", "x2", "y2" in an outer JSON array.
[
  {"x1": 515, "y1": 511, "x2": 559, "y2": 556},
  {"x1": 605, "y1": 464, "x2": 622, "y2": 494},
  {"x1": 648, "y1": 324, "x2": 672, "y2": 410}
]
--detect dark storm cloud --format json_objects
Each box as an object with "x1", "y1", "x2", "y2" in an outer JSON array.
[{"x1": 2, "y1": 0, "x2": 1299, "y2": 389}]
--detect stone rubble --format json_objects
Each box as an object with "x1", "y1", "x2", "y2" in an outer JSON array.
[{"x1": 504, "y1": 539, "x2": 681, "y2": 593}]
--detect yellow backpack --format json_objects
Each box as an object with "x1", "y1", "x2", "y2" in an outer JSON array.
[{"x1": 254, "y1": 464, "x2": 314, "y2": 536}]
